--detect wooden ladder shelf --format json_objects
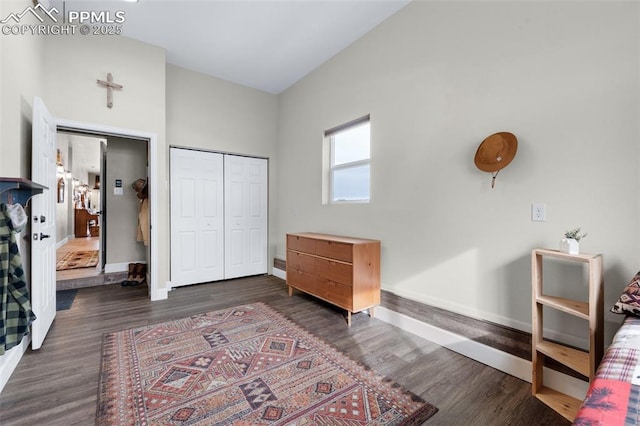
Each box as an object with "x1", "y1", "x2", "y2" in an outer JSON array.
[{"x1": 531, "y1": 248, "x2": 604, "y2": 422}]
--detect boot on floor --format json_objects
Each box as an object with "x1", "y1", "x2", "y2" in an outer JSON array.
[
  {"x1": 121, "y1": 263, "x2": 137, "y2": 287},
  {"x1": 131, "y1": 263, "x2": 146, "y2": 285}
]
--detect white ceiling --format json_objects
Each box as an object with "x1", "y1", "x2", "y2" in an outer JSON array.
[{"x1": 49, "y1": 0, "x2": 411, "y2": 94}]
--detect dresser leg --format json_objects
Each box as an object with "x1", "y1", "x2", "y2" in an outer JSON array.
[
  {"x1": 347, "y1": 311, "x2": 351, "y2": 327},
  {"x1": 288, "y1": 286, "x2": 293, "y2": 297},
  {"x1": 369, "y1": 307, "x2": 375, "y2": 318}
]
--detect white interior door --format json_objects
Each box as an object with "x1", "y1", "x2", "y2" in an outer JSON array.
[
  {"x1": 224, "y1": 155, "x2": 268, "y2": 279},
  {"x1": 30, "y1": 97, "x2": 57, "y2": 350},
  {"x1": 170, "y1": 148, "x2": 224, "y2": 286}
]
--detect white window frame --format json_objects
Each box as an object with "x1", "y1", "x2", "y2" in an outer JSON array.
[{"x1": 326, "y1": 115, "x2": 370, "y2": 204}]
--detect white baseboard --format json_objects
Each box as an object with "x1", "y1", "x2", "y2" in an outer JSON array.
[
  {"x1": 0, "y1": 336, "x2": 30, "y2": 394},
  {"x1": 104, "y1": 261, "x2": 146, "y2": 274},
  {"x1": 375, "y1": 306, "x2": 589, "y2": 401},
  {"x1": 272, "y1": 266, "x2": 286, "y2": 280},
  {"x1": 151, "y1": 284, "x2": 169, "y2": 301},
  {"x1": 55, "y1": 237, "x2": 69, "y2": 249}
]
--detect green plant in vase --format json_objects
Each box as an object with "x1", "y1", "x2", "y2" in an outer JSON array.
[{"x1": 560, "y1": 227, "x2": 587, "y2": 254}]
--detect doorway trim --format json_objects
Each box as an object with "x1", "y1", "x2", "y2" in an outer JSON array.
[{"x1": 56, "y1": 117, "x2": 164, "y2": 301}]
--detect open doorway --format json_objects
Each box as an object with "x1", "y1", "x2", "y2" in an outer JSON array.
[{"x1": 55, "y1": 131, "x2": 149, "y2": 290}]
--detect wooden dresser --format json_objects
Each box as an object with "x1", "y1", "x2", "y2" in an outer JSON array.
[{"x1": 286, "y1": 233, "x2": 381, "y2": 326}]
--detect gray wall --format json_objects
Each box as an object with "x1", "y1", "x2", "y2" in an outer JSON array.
[
  {"x1": 165, "y1": 64, "x2": 279, "y2": 271},
  {"x1": 276, "y1": 1, "x2": 640, "y2": 347},
  {"x1": 105, "y1": 137, "x2": 147, "y2": 266},
  {"x1": 43, "y1": 32, "x2": 168, "y2": 289}
]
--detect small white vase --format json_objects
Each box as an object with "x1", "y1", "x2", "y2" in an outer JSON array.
[{"x1": 560, "y1": 238, "x2": 579, "y2": 254}]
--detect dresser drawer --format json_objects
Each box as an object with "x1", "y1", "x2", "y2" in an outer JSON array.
[
  {"x1": 287, "y1": 234, "x2": 316, "y2": 254},
  {"x1": 316, "y1": 278, "x2": 353, "y2": 309},
  {"x1": 287, "y1": 250, "x2": 315, "y2": 274},
  {"x1": 287, "y1": 268, "x2": 315, "y2": 293},
  {"x1": 315, "y1": 239, "x2": 352, "y2": 262},
  {"x1": 315, "y1": 258, "x2": 353, "y2": 286}
]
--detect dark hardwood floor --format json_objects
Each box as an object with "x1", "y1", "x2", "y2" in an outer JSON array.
[{"x1": 0, "y1": 275, "x2": 570, "y2": 425}]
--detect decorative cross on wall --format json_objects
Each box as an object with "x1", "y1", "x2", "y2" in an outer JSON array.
[{"x1": 96, "y1": 73, "x2": 123, "y2": 108}]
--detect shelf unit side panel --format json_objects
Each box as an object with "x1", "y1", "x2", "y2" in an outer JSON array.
[
  {"x1": 532, "y1": 251, "x2": 544, "y2": 394},
  {"x1": 588, "y1": 255, "x2": 604, "y2": 377}
]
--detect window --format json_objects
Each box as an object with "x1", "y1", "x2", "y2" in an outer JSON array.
[{"x1": 325, "y1": 115, "x2": 370, "y2": 203}]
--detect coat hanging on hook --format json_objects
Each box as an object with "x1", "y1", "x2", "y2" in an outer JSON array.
[{"x1": 474, "y1": 132, "x2": 518, "y2": 188}]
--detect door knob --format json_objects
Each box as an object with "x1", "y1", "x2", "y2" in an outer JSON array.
[{"x1": 39, "y1": 233, "x2": 51, "y2": 239}]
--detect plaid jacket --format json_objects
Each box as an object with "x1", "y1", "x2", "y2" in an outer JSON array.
[{"x1": 0, "y1": 203, "x2": 36, "y2": 355}]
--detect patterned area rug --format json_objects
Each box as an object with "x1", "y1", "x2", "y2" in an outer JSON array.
[
  {"x1": 56, "y1": 250, "x2": 98, "y2": 270},
  {"x1": 97, "y1": 302, "x2": 438, "y2": 425}
]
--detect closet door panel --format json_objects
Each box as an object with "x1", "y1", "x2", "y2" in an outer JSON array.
[
  {"x1": 172, "y1": 162, "x2": 198, "y2": 282},
  {"x1": 178, "y1": 231, "x2": 196, "y2": 272},
  {"x1": 179, "y1": 179, "x2": 196, "y2": 217},
  {"x1": 229, "y1": 229, "x2": 243, "y2": 267},
  {"x1": 246, "y1": 159, "x2": 268, "y2": 273},
  {"x1": 224, "y1": 155, "x2": 267, "y2": 279},
  {"x1": 170, "y1": 148, "x2": 224, "y2": 286},
  {"x1": 200, "y1": 176, "x2": 222, "y2": 272},
  {"x1": 200, "y1": 230, "x2": 220, "y2": 269},
  {"x1": 250, "y1": 228, "x2": 262, "y2": 264},
  {"x1": 225, "y1": 160, "x2": 245, "y2": 275}
]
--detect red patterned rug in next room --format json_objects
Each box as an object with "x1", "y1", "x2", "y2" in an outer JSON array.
[
  {"x1": 56, "y1": 250, "x2": 99, "y2": 271},
  {"x1": 96, "y1": 302, "x2": 438, "y2": 425}
]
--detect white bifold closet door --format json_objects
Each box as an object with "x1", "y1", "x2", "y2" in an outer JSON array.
[{"x1": 170, "y1": 148, "x2": 267, "y2": 287}]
